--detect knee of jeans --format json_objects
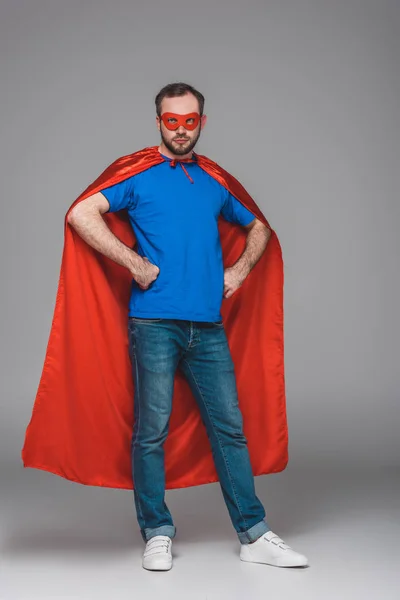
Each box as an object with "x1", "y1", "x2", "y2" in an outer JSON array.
[
  {"x1": 220, "y1": 426, "x2": 248, "y2": 445},
  {"x1": 133, "y1": 415, "x2": 171, "y2": 448},
  {"x1": 212, "y1": 405, "x2": 245, "y2": 439}
]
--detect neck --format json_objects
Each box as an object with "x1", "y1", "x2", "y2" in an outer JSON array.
[{"x1": 158, "y1": 143, "x2": 194, "y2": 161}]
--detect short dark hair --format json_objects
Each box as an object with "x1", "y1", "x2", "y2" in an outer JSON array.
[{"x1": 155, "y1": 82, "x2": 205, "y2": 117}]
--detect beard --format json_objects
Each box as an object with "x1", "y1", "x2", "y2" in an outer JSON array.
[{"x1": 160, "y1": 126, "x2": 201, "y2": 156}]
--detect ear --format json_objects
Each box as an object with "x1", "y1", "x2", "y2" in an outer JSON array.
[
  {"x1": 201, "y1": 114, "x2": 207, "y2": 129},
  {"x1": 156, "y1": 115, "x2": 161, "y2": 131}
]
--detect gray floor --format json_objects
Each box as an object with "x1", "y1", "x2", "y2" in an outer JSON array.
[{"x1": 1, "y1": 462, "x2": 399, "y2": 600}]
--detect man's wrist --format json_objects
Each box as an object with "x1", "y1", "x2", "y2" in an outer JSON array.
[
  {"x1": 129, "y1": 252, "x2": 143, "y2": 277},
  {"x1": 232, "y1": 258, "x2": 250, "y2": 282}
]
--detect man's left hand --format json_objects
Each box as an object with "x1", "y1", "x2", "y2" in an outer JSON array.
[{"x1": 223, "y1": 265, "x2": 247, "y2": 299}]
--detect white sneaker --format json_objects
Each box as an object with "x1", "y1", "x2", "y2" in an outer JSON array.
[
  {"x1": 142, "y1": 535, "x2": 173, "y2": 571},
  {"x1": 240, "y1": 530, "x2": 308, "y2": 567}
]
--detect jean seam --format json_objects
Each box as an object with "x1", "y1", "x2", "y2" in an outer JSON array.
[
  {"x1": 181, "y1": 357, "x2": 249, "y2": 531},
  {"x1": 132, "y1": 349, "x2": 145, "y2": 528}
]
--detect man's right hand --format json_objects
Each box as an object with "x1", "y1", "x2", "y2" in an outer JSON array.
[{"x1": 132, "y1": 256, "x2": 160, "y2": 290}]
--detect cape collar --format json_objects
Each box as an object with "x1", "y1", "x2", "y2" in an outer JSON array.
[{"x1": 158, "y1": 150, "x2": 198, "y2": 184}]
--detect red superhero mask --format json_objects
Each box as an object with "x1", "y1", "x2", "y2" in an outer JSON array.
[{"x1": 160, "y1": 112, "x2": 201, "y2": 131}]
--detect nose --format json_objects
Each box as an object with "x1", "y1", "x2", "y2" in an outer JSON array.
[{"x1": 176, "y1": 125, "x2": 187, "y2": 134}]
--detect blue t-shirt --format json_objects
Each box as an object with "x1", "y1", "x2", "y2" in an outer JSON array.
[{"x1": 101, "y1": 152, "x2": 255, "y2": 322}]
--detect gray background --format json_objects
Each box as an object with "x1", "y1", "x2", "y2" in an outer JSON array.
[{"x1": 1, "y1": 1, "x2": 399, "y2": 599}]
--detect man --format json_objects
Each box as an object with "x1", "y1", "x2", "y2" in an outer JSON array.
[{"x1": 64, "y1": 82, "x2": 308, "y2": 571}]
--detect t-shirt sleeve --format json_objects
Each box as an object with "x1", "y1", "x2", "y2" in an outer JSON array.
[
  {"x1": 101, "y1": 176, "x2": 136, "y2": 213},
  {"x1": 220, "y1": 189, "x2": 256, "y2": 226}
]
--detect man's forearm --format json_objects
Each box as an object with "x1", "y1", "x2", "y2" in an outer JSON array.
[
  {"x1": 233, "y1": 222, "x2": 271, "y2": 281},
  {"x1": 67, "y1": 206, "x2": 142, "y2": 275}
]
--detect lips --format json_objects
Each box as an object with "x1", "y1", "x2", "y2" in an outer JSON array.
[{"x1": 175, "y1": 138, "x2": 188, "y2": 142}]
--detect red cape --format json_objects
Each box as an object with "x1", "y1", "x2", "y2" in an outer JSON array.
[{"x1": 21, "y1": 145, "x2": 288, "y2": 490}]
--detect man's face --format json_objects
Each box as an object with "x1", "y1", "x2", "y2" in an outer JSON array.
[{"x1": 157, "y1": 93, "x2": 206, "y2": 156}]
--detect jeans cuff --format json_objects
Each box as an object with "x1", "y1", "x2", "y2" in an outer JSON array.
[
  {"x1": 237, "y1": 519, "x2": 270, "y2": 544},
  {"x1": 142, "y1": 525, "x2": 176, "y2": 542}
]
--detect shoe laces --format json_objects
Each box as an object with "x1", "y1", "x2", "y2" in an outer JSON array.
[{"x1": 144, "y1": 535, "x2": 171, "y2": 556}]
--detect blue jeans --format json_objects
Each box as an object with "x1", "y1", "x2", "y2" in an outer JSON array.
[{"x1": 127, "y1": 317, "x2": 270, "y2": 544}]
